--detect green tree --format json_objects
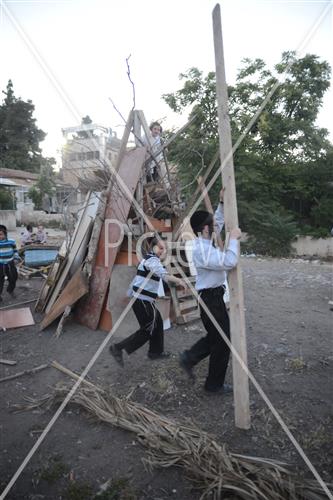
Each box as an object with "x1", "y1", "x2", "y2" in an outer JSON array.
[
  {"x1": 0, "y1": 186, "x2": 15, "y2": 210},
  {"x1": 28, "y1": 160, "x2": 56, "y2": 210},
  {"x1": 163, "y1": 52, "x2": 332, "y2": 254},
  {"x1": 0, "y1": 80, "x2": 53, "y2": 173}
]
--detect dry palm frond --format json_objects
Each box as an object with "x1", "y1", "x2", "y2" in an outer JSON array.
[{"x1": 19, "y1": 374, "x2": 330, "y2": 500}]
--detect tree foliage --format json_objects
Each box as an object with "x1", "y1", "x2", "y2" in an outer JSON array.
[
  {"x1": 163, "y1": 52, "x2": 332, "y2": 255},
  {"x1": 28, "y1": 161, "x2": 56, "y2": 210},
  {"x1": 0, "y1": 187, "x2": 15, "y2": 210},
  {"x1": 0, "y1": 80, "x2": 54, "y2": 173}
]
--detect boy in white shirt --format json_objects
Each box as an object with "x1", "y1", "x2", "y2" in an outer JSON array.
[{"x1": 179, "y1": 191, "x2": 241, "y2": 393}]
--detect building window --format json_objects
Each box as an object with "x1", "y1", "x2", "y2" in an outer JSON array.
[
  {"x1": 94, "y1": 151, "x2": 100, "y2": 159},
  {"x1": 87, "y1": 151, "x2": 94, "y2": 160}
]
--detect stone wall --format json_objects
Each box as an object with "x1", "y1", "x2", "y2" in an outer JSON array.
[
  {"x1": 18, "y1": 210, "x2": 65, "y2": 227},
  {"x1": 0, "y1": 210, "x2": 16, "y2": 230},
  {"x1": 292, "y1": 236, "x2": 333, "y2": 258}
]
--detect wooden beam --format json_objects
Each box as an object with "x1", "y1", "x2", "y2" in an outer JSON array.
[
  {"x1": 197, "y1": 176, "x2": 214, "y2": 214},
  {"x1": 40, "y1": 268, "x2": 88, "y2": 330},
  {"x1": 115, "y1": 111, "x2": 134, "y2": 171},
  {"x1": 212, "y1": 4, "x2": 250, "y2": 430},
  {"x1": 197, "y1": 176, "x2": 224, "y2": 251},
  {"x1": 173, "y1": 150, "x2": 220, "y2": 239},
  {"x1": 133, "y1": 111, "x2": 145, "y2": 233}
]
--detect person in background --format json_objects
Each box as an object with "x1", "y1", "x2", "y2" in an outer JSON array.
[
  {"x1": 109, "y1": 235, "x2": 186, "y2": 367},
  {"x1": 143, "y1": 121, "x2": 163, "y2": 182},
  {"x1": 179, "y1": 189, "x2": 242, "y2": 394},
  {"x1": 0, "y1": 224, "x2": 20, "y2": 302},
  {"x1": 20, "y1": 224, "x2": 34, "y2": 246},
  {"x1": 35, "y1": 225, "x2": 47, "y2": 244}
]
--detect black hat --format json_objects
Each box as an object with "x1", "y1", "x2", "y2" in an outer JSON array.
[{"x1": 190, "y1": 210, "x2": 212, "y2": 234}]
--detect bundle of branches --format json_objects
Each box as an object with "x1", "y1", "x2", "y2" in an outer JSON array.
[
  {"x1": 77, "y1": 169, "x2": 111, "y2": 192},
  {"x1": 19, "y1": 369, "x2": 329, "y2": 500}
]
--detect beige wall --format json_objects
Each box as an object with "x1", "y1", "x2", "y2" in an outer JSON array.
[
  {"x1": 292, "y1": 236, "x2": 333, "y2": 258},
  {"x1": 0, "y1": 210, "x2": 16, "y2": 230}
]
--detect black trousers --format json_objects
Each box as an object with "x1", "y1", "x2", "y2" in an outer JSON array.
[
  {"x1": 0, "y1": 261, "x2": 18, "y2": 296},
  {"x1": 184, "y1": 286, "x2": 230, "y2": 391},
  {"x1": 116, "y1": 298, "x2": 164, "y2": 355}
]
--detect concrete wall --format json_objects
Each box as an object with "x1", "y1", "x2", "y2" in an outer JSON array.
[
  {"x1": 18, "y1": 210, "x2": 65, "y2": 227},
  {"x1": 0, "y1": 210, "x2": 16, "y2": 230},
  {"x1": 292, "y1": 236, "x2": 333, "y2": 258}
]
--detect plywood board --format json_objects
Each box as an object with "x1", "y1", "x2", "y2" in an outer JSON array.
[
  {"x1": 40, "y1": 268, "x2": 88, "y2": 330},
  {"x1": 45, "y1": 192, "x2": 100, "y2": 314},
  {"x1": 0, "y1": 308, "x2": 35, "y2": 330},
  {"x1": 101, "y1": 264, "x2": 137, "y2": 335},
  {"x1": 75, "y1": 147, "x2": 146, "y2": 330}
]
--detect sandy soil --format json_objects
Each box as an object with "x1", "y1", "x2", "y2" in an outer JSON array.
[{"x1": 0, "y1": 257, "x2": 332, "y2": 499}]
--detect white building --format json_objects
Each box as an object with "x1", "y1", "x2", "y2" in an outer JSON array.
[
  {"x1": 60, "y1": 123, "x2": 121, "y2": 188},
  {"x1": 0, "y1": 167, "x2": 36, "y2": 218}
]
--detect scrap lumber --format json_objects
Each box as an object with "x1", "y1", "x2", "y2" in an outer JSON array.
[
  {"x1": 54, "y1": 305, "x2": 72, "y2": 338},
  {"x1": 0, "y1": 307, "x2": 35, "y2": 330},
  {"x1": 44, "y1": 192, "x2": 99, "y2": 314},
  {"x1": 0, "y1": 359, "x2": 17, "y2": 366},
  {"x1": 84, "y1": 189, "x2": 107, "y2": 277},
  {"x1": 0, "y1": 298, "x2": 38, "y2": 311},
  {"x1": 40, "y1": 268, "x2": 88, "y2": 331},
  {"x1": 213, "y1": 4, "x2": 250, "y2": 429},
  {"x1": 0, "y1": 363, "x2": 48, "y2": 383},
  {"x1": 75, "y1": 147, "x2": 147, "y2": 330},
  {"x1": 35, "y1": 240, "x2": 68, "y2": 312}
]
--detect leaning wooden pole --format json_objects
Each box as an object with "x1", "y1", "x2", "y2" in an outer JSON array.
[{"x1": 212, "y1": 4, "x2": 250, "y2": 429}]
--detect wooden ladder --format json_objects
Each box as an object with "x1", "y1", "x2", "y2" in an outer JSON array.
[{"x1": 166, "y1": 243, "x2": 200, "y2": 324}]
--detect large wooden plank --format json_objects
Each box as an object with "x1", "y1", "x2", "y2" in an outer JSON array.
[
  {"x1": 40, "y1": 268, "x2": 89, "y2": 330},
  {"x1": 213, "y1": 4, "x2": 250, "y2": 429},
  {"x1": 44, "y1": 192, "x2": 100, "y2": 314},
  {"x1": 75, "y1": 147, "x2": 146, "y2": 330}
]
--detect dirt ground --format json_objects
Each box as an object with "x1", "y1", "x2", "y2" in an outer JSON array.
[{"x1": 0, "y1": 257, "x2": 332, "y2": 499}]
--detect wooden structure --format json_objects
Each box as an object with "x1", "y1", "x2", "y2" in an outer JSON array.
[
  {"x1": 213, "y1": 4, "x2": 250, "y2": 429},
  {"x1": 37, "y1": 110, "x2": 199, "y2": 332}
]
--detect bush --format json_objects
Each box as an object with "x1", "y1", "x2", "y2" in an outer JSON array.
[
  {"x1": 244, "y1": 210, "x2": 298, "y2": 257},
  {"x1": 0, "y1": 187, "x2": 15, "y2": 210}
]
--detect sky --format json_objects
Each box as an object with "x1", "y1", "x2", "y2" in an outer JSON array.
[{"x1": 1, "y1": 0, "x2": 332, "y2": 166}]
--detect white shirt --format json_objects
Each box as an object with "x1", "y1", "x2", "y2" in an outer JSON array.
[{"x1": 192, "y1": 204, "x2": 239, "y2": 291}]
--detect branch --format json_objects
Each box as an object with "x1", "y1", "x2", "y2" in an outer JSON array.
[{"x1": 126, "y1": 54, "x2": 136, "y2": 110}]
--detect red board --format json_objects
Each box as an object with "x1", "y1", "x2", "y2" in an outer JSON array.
[{"x1": 75, "y1": 147, "x2": 146, "y2": 330}]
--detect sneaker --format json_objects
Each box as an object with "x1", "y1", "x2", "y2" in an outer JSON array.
[
  {"x1": 179, "y1": 352, "x2": 195, "y2": 381},
  {"x1": 147, "y1": 351, "x2": 171, "y2": 360},
  {"x1": 109, "y1": 344, "x2": 124, "y2": 367},
  {"x1": 205, "y1": 383, "x2": 233, "y2": 394}
]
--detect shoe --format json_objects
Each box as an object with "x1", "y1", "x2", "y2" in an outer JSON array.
[
  {"x1": 148, "y1": 351, "x2": 171, "y2": 360},
  {"x1": 109, "y1": 344, "x2": 124, "y2": 367},
  {"x1": 179, "y1": 352, "x2": 195, "y2": 381},
  {"x1": 205, "y1": 383, "x2": 233, "y2": 394}
]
